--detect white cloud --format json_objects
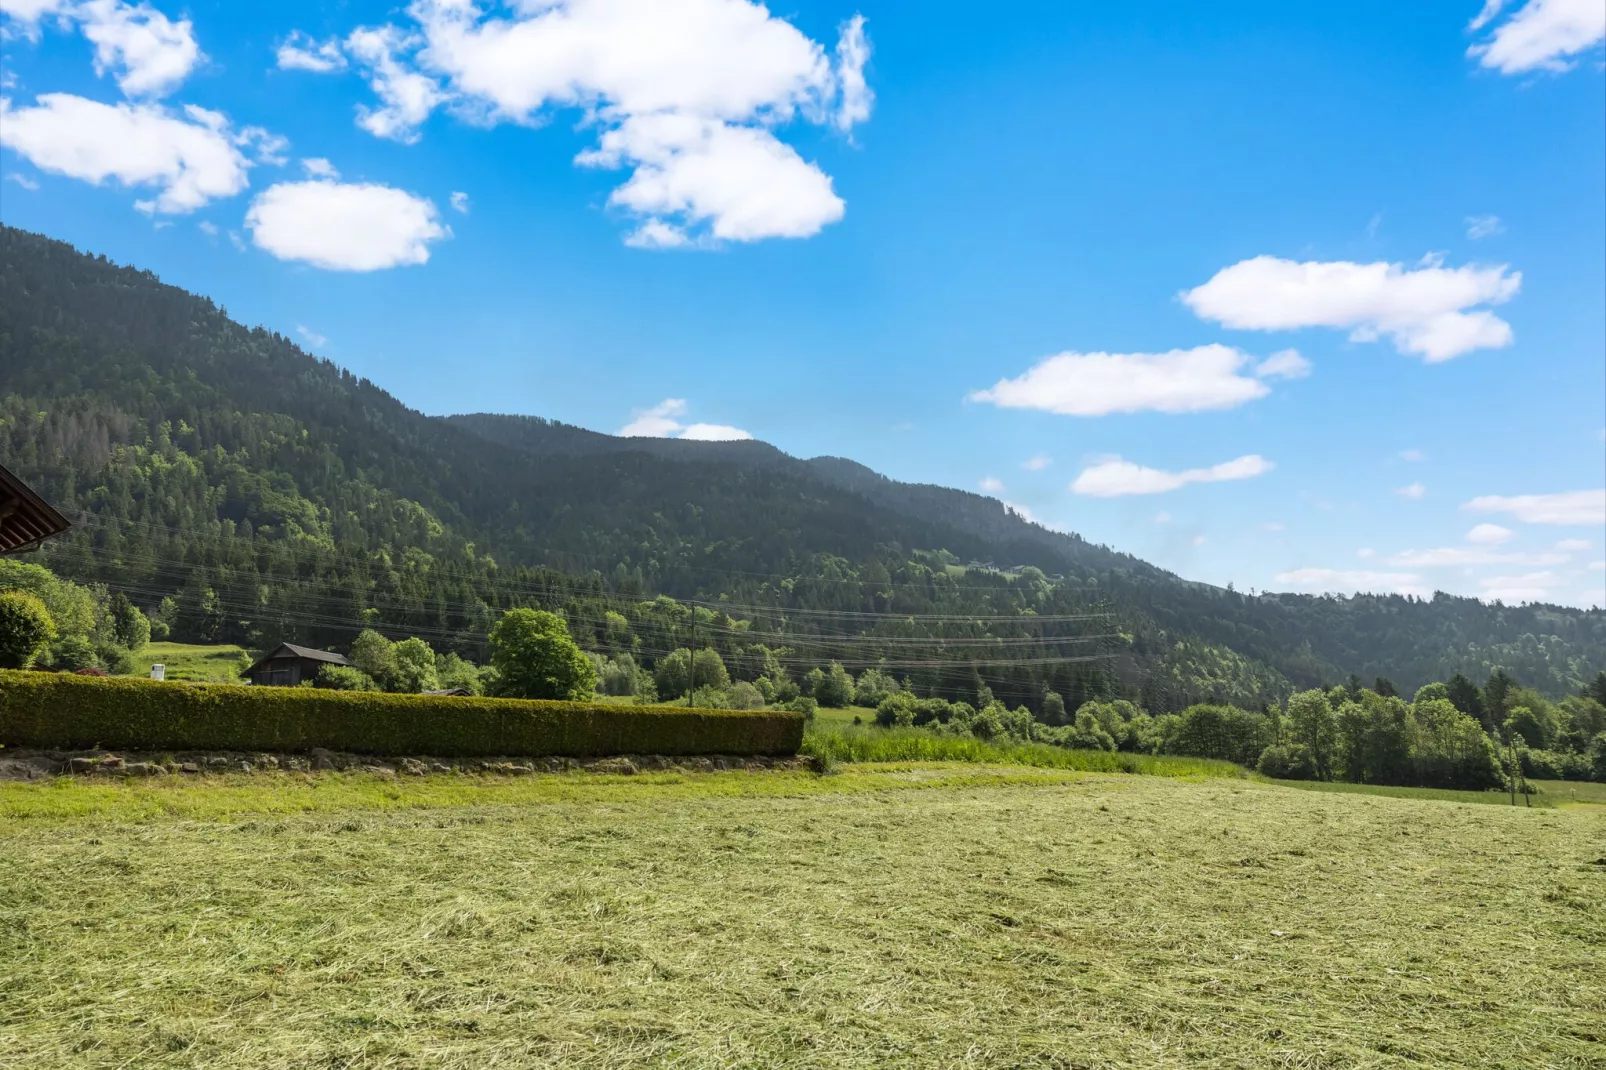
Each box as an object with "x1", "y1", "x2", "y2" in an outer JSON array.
[
  {"x1": 578, "y1": 112, "x2": 843, "y2": 242},
  {"x1": 285, "y1": 0, "x2": 871, "y2": 245},
  {"x1": 77, "y1": 0, "x2": 200, "y2": 97},
  {"x1": 0, "y1": 93, "x2": 250, "y2": 212},
  {"x1": 1254, "y1": 348, "x2": 1312, "y2": 380},
  {"x1": 1467, "y1": 522, "x2": 1513, "y2": 544},
  {"x1": 1480, "y1": 571, "x2": 1563, "y2": 603},
  {"x1": 619, "y1": 398, "x2": 687, "y2": 438},
  {"x1": 1590, "y1": 561, "x2": 1606, "y2": 571},
  {"x1": 618, "y1": 399, "x2": 751, "y2": 440},
  {"x1": 1153, "y1": 511, "x2": 1172, "y2": 524},
  {"x1": 1468, "y1": 0, "x2": 1605, "y2": 74},
  {"x1": 449, "y1": 190, "x2": 469, "y2": 213},
  {"x1": 276, "y1": 30, "x2": 345, "y2": 73},
  {"x1": 295, "y1": 324, "x2": 327, "y2": 347},
  {"x1": 1274, "y1": 568, "x2": 1430, "y2": 598},
  {"x1": 1357, "y1": 547, "x2": 1376, "y2": 559},
  {"x1": 246, "y1": 180, "x2": 449, "y2": 271},
  {"x1": 2, "y1": 1, "x2": 200, "y2": 97},
  {"x1": 970, "y1": 344, "x2": 1271, "y2": 417},
  {"x1": 1386, "y1": 547, "x2": 1568, "y2": 567},
  {"x1": 1466, "y1": 214, "x2": 1504, "y2": 239},
  {"x1": 1181, "y1": 254, "x2": 1521, "y2": 362},
  {"x1": 834, "y1": 13, "x2": 872, "y2": 132},
  {"x1": 1464, "y1": 489, "x2": 1606, "y2": 525},
  {"x1": 1071, "y1": 454, "x2": 1273, "y2": 498},
  {"x1": 346, "y1": 24, "x2": 444, "y2": 144},
  {"x1": 1190, "y1": 534, "x2": 1207, "y2": 547},
  {"x1": 979, "y1": 476, "x2": 1004, "y2": 494},
  {"x1": 1021, "y1": 454, "x2": 1051, "y2": 471},
  {"x1": 196, "y1": 219, "x2": 216, "y2": 235},
  {"x1": 679, "y1": 423, "x2": 752, "y2": 441},
  {"x1": 1555, "y1": 538, "x2": 1591, "y2": 551},
  {"x1": 6, "y1": 172, "x2": 40, "y2": 189},
  {"x1": 301, "y1": 157, "x2": 338, "y2": 178},
  {"x1": 1395, "y1": 482, "x2": 1426, "y2": 499},
  {"x1": 1398, "y1": 448, "x2": 1426, "y2": 462}
]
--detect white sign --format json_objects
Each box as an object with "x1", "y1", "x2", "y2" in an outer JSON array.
[{"x1": 150, "y1": 664, "x2": 165, "y2": 681}]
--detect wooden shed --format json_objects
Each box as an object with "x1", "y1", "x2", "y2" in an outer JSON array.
[
  {"x1": 0, "y1": 463, "x2": 71, "y2": 555},
  {"x1": 245, "y1": 643, "x2": 350, "y2": 687}
]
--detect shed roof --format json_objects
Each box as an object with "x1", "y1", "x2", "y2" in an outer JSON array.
[
  {"x1": 0, "y1": 463, "x2": 71, "y2": 555},
  {"x1": 246, "y1": 643, "x2": 350, "y2": 676}
]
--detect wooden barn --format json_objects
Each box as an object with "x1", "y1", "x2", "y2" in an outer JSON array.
[
  {"x1": 0, "y1": 463, "x2": 71, "y2": 555},
  {"x1": 245, "y1": 643, "x2": 350, "y2": 687}
]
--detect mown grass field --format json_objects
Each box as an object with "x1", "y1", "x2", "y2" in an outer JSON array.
[
  {"x1": 140, "y1": 642, "x2": 250, "y2": 683},
  {"x1": 1, "y1": 766, "x2": 1601, "y2": 1069}
]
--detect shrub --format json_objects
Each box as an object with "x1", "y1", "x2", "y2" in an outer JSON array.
[
  {"x1": 348, "y1": 629, "x2": 399, "y2": 689},
  {"x1": 1592, "y1": 733, "x2": 1606, "y2": 782},
  {"x1": 813, "y1": 662, "x2": 855, "y2": 708},
  {"x1": 392, "y1": 637, "x2": 439, "y2": 693},
  {"x1": 1518, "y1": 747, "x2": 1594, "y2": 782},
  {"x1": 1164, "y1": 704, "x2": 1274, "y2": 766},
  {"x1": 0, "y1": 590, "x2": 57, "y2": 669},
  {"x1": 1256, "y1": 743, "x2": 1317, "y2": 780},
  {"x1": 727, "y1": 681, "x2": 765, "y2": 710},
  {"x1": 0, "y1": 669, "x2": 804, "y2": 757},
  {"x1": 317, "y1": 665, "x2": 379, "y2": 692}
]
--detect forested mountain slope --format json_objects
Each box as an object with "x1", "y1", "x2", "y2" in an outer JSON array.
[{"x1": 2, "y1": 224, "x2": 1601, "y2": 705}]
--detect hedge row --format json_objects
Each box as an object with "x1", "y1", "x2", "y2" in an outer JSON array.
[{"x1": 0, "y1": 670, "x2": 804, "y2": 757}]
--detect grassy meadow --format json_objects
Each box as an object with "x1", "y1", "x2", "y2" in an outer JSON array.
[
  {"x1": 2, "y1": 764, "x2": 1602, "y2": 1068},
  {"x1": 140, "y1": 642, "x2": 250, "y2": 683}
]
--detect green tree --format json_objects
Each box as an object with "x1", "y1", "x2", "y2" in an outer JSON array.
[
  {"x1": 1040, "y1": 690, "x2": 1068, "y2": 726},
  {"x1": 349, "y1": 629, "x2": 399, "y2": 690},
  {"x1": 317, "y1": 664, "x2": 378, "y2": 691},
  {"x1": 436, "y1": 651, "x2": 487, "y2": 695},
  {"x1": 1482, "y1": 669, "x2": 1518, "y2": 727},
  {"x1": 654, "y1": 648, "x2": 693, "y2": 698},
  {"x1": 392, "y1": 637, "x2": 440, "y2": 693},
  {"x1": 108, "y1": 592, "x2": 150, "y2": 652},
  {"x1": 488, "y1": 608, "x2": 597, "y2": 701},
  {"x1": 0, "y1": 590, "x2": 57, "y2": 669},
  {"x1": 1284, "y1": 689, "x2": 1338, "y2": 779},
  {"x1": 814, "y1": 661, "x2": 855, "y2": 708},
  {"x1": 1444, "y1": 673, "x2": 1485, "y2": 727}
]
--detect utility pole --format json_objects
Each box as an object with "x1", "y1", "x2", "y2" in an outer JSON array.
[{"x1": 687, "y1": 600, "x2": 696, "y2": 707}]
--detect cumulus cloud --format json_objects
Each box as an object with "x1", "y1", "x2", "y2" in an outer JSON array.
[
  {"x1": 1071, "y1": 454, "x2": 1273, "y2": 498},
  {"x1": 276, "y1": 30, "x2": 345, "y2": 72},
  {"x1": 1274, "y1": 568, "x2": 1430, "y2": 598},
  {"x1": 2, "y1": 0, "x2": 201, "y2": 97},
  {"x1": 246, "y1": 180, "x2": 449, "y2": 270},
  {"x1": 278, "y1": 0, "x2": 870, "y2": 245},
  {"x1": 1480, "y1": 570, "x2": 1563, "y2": 603},
  {"x1": 1021, "y1": 454, "x2": 1051, "y2": 471},
  {"x1": 1386, "y1": 547, "x2": 1568, "y2": 567},
  {"x1": 1254, "y1": 348, "x2": 1312, "y2": 380},
  {"x1": 1555, "y1": 538, "x2": 1591, "y2": 551},
  {"x1": 979, "y1": 476, "x2": 1005, "y2": 493},
  {"x1": 449, "y1": 190, "x2": 469, "y2": 213},
  {"x1": 618, "y1": 398, "x2": 750, "y2": 440},
  {"x1": 1466, "y1": 214, "x2": 1504, "y2": 239},
  {"x1": 1464, "y1": 489, "x2": 1605, "y2": 525},
  {"x1": 1395, "y1": 482, "x2": 1426, "y2": 499},
  {"x1": 1467, "y1": 523, "x2": 1514, "y2": 544},
  {"x1": 300, "y1": 157, "x2": 337, "y2": 178},
  {"x1": 1181, "y1": 254, "x2": 1521, "y2": 362},
  {"x1": 6, "y1": 172, "x2": 40, "y2": 189},
  {"x1": 1468, "y1": 0, "x2": 1605, "y2": 74},
  {"x1": 970, "y1": 344, "x2": 1276, "y2": 417},
  {"x1": 0, "y1": 93, "x2": 250, "y2": 212}
]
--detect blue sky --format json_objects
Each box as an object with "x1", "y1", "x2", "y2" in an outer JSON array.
[{"x1": 3, "y1": 0, "x2": 1603, "y2": 606}]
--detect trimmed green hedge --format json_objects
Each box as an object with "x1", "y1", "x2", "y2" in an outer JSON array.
[{"x1": 0, "y1": 670, "x2": 804, "y2": 757}]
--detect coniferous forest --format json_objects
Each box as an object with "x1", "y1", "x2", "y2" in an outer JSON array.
[{"x1": 3, "y1": 224, "x2": 1603, "y2": 716}]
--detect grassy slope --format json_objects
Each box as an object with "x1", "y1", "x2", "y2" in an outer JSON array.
[
  {"x1": 140, "y1": 642, "x2": 249, "y2": 683},
  {"x1": 1, "y1": 769, "x2": 1601, "y2": 1068}
]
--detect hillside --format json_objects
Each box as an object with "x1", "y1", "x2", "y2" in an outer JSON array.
[{"x1": 2, "y1": 224, "x2": 1602, "y2": 706}]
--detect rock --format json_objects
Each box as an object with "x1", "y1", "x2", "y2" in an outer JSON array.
[
  {"x1": 255, "y1": 755, "x2": 280, "y2": 770},
  {"x1": 179, "y1": 762, "x2": 200, "y2": 774},
  {"x1": 205, "y1": 756, "x2": 229, "y2": 769},
  {"x1": 125, "y1": 762, "x2": 160, "y2": 777},
  {"x1": 69, "y1": 757, "x2": 96, "y2": 774},
  {"x1": 591, "y1": 758, "x2": 637, "y2": 776},
  {"x1": 399, "y1": 758, "x2": 428, "y2": 776},
  {"x1": 237, "y1": 761, "x2": 254, "y2": 773},
  {"x1": 98, "y1": 755, "x2": 125, "y2": 771},
  {"x1": 430, "y1": 763, "x2": 453, "y2": 774},
  {"x1": 310, "y1": 748, "x2": 337, "y2": 771}
]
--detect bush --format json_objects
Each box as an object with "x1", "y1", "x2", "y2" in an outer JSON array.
[
  {"x1": 1592, "y1": 733, "x2": 1606, "y2": 782},
  {"x1": 317, "y1": 665, "x2": 379, "y2": 692},
  {"x1": 813, "y1": 662, "x2": 855, "y2": 708},
  {"x1": 727, "y1": 681, "x2": 765, "y2": 710},
  {"x1": 1164, "y1": 704, "x2": 1274, "y2": 766},
  {"x1": 1256, "y1": 743, "x2": 1317, "y2": 780},
  {"x1": 0, "y1": 669, "x2": 804, "y2": 757},
  {"x1": 1518, "y1": 747, "x2": 1595, "y2": 782},
  {"x1": 0, "y1": 590, "x2": 57, "y2": 669}
]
